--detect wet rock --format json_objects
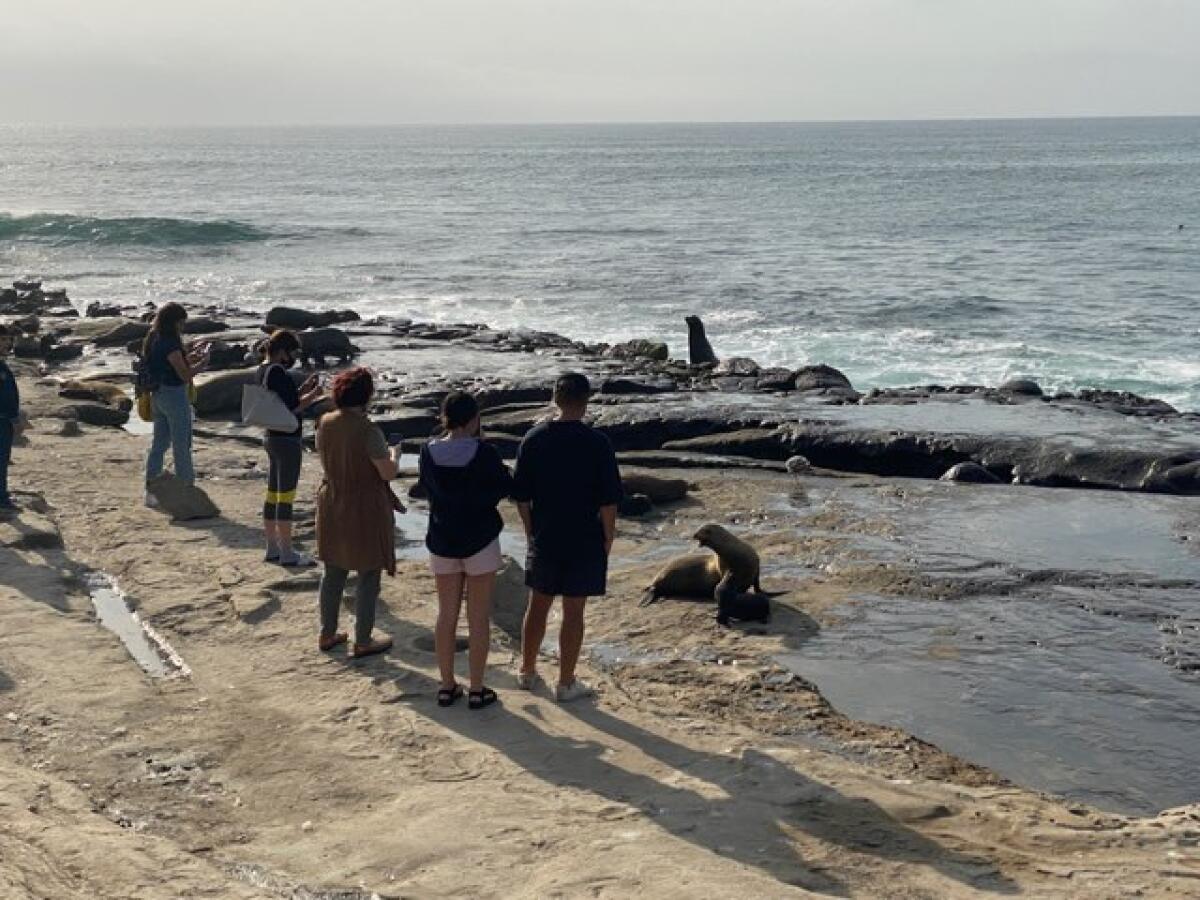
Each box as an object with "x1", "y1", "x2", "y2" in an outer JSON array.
[
  {"x1": 146, "y1": 475, "x2": 220, "y2": 521},
  {"x1": 715, "y1": 357, "x2": 760, "y2": 377},
  {"x1": 1071, "y1": 389, "x2": 1177, "y2": 418},
  {"x1": 93, "y1": 320, "x2": 151, "y2": 347},
  {"x1": 298, "y1": 327, "x2": 357, "y2": 368},
  {"x1": 1143, "y1": 459, "x2": 1200, "y2": 494},
  {"x1": 474, "y1": 383, "x2": 553, "y2": 410},
  {"x1": 685, "y1": 315, "x2": 719, "y2": 366},
  {"x1": 793, "y1": 364, "x2": 860, "y2": 401},
  {"x1": 606, "y1": 338, "x2": 669, "y2": 362},
  {"x1": 756, "y1": 368, "x2": 797, "y2": 391},
  {"x1": 8, "y1": 315, "x2": 39, "y2": 334},
  {"x1": 599, "y1": 378, "x2": 674, "y2": 396},
  {"x1": 265, "y1": 306, "x2": 360, "y2": 330},
  {"x1": 12, "y1": 278, "x2": 41, "y2": 292},
  {"x1": 182, "y1": 316, "x2": 229, "y2": 335},
  {"x1": 589, "y1": 406, "x2": 765, "y2": 453},
  {"x1": 621, "y1": 472, "x2": 689, "y2": 503},
  {"x1": 618, "y1": 494, "x2": 654, "y2": 517},
  {"x1": 998, "y1": 378, "x2": 1043, "y2": 397},
  {"x1": 85, "y1": 301, "x2": 122, "y2": 318},
  {"x1": 940, "y1": 462, "x2": 1003, "y2": 484},
  {"x1": 375, "y1": 410, "x2": 439, "y2": 442},
  {"x1": 785, "y1": 455, "x2": 812, "y2": 474},
  {"x1": 663, "y1": 428, "x2": 790, "y2": 460}
]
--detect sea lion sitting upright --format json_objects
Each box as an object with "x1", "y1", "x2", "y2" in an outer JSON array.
[
  {"x1": 640, "y1": 522, "x2": 779, "y2": 609},
  {"x1": 684, "y1": 315, "x2": 719, "y2": 366}
]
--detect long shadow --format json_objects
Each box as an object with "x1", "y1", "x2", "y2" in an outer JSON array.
[{"x1": 339, "y1": 602, "x2": 1015, "y2": 895}]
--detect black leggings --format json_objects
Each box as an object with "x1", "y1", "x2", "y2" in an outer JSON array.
[{"x1": 264, "y1": 435, "x2": 303, "y2": 521}]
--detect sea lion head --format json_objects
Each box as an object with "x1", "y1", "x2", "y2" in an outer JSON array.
[{"x1": 693, "y1": 522, "x2": 734, "y2": 550}]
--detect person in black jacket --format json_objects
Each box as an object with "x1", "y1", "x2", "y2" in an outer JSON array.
[
  {"x1": 0, "y1": 324, "x2": 27, "y2": 512},
  {"x1": 418, "y1": 391, "x2": 513, "y2": 710}
]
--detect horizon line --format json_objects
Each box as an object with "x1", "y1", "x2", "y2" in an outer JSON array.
[{"x1": 3, "y1": 112, "x2": 1199, "y2": 129}]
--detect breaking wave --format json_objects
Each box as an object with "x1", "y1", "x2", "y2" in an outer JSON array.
[{"x1": 0, "y1": 212, "x2": 274, "y2": 247}]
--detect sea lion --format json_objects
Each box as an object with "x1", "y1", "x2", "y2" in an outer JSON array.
[
  {"x1": 684, "y1": 315, "x2": 718, "y2": 366},
  {"x1": 640, "y1": 522, "x2": 778, "y2": 606}
]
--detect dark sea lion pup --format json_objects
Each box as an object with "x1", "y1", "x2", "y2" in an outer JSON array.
[{"x1": 685, "y1": 315, "x2": 719, "y2": 366}]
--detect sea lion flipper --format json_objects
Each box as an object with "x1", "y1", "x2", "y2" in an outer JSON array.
[{"x1": 639, "y1": 587, "x2": 660, "y2": 607}]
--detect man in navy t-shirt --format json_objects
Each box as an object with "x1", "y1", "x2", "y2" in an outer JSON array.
[{"x1": 512, "y1": 372, "x2": 622, "y2": 702}]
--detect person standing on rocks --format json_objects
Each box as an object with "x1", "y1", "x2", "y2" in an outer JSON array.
[
  {"x1": 512, "y1": 372, "x2": 622, "y2": 701},
  {"x1": 257, "y1": 329, "x2": 324, "y2": 566},
  {"x1": 142, "y1": 302, "x2": 210, "y2": 506},
  {"x1": 0, "y1": 324, "x2": 28, "y2": 512},
  {"x1": 315, "y1": 367, "x2": 402, "y2": 658},
  {"x1": 418, "y1": 390, "x2": 514, "y2": 709}
]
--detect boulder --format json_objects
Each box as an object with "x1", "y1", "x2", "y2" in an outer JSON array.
[
  {"x1": 621, "y1": 472, "x2": 689, "y2": 504},
  {"x1": 85, "y1": 301, "x2": 123, "y2": 318},
  {"x1": 793, "y1": 364, "x2": 859, "y2": 400},
  {"x1": 182, "y1": 317, "x2": 229, "y2": 335},
  {"x1": 298, "y1": 327, "x2": 356, "y2": 367},
  {"x1": 618, "y1": 494, "x2": 654, "y2": 517},
  {"x1": 146, "y1": 475, "x2": 220, "y2": 521},
  {"x1": 606, "y1": 339, "x2": 669, "y2": 362},
  {"x1": 939, "y1": 462, "x2": 1002, "y2": 484},
  {"x1": 12, "y1": 278, "x2": 42, "y2": 292},
  {"x1": 998, "y1": 378, "x2": 1043, "y2": 397},
  {"x1": 93, "y1": 320, "x2": 151, "y2": 347},
  {"x1": 785, "y1": 455, "x2": 812, "y2": 474},
  {"x1": 265, "y1": 306, "x2": 360, "y2": 330},
  {"x1": 715, "y1": 357, "x2": 760, "y2": 377}
]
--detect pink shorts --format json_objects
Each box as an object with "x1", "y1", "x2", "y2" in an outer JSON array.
[{"x1": 429, "y1": 538, "x2": 503, "y2": 577}]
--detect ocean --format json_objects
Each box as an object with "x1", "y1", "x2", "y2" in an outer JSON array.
[{"x1": 2, "y1": 118, "x2": 1198, "y2": 407}]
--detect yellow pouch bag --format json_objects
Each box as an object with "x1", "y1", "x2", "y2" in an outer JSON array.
[{"x1": 136, "y1": 391, "x2": 154, "y2": 422}]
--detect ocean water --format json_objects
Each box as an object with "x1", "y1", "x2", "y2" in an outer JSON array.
[{"x1": 2, "y1": 119, "x2": 1198, "y2": 407}]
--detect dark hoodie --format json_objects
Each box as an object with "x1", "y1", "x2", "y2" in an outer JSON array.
[{"x1": 418, "y1": 437, "x2": 514, "y2": 558}]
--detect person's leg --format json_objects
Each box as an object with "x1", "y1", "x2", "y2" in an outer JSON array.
[
  {"x1": 145, "y1": 395, "x2": 170, "y2": 483},
  {"x1": 0, "y1": 419, "x2": 13, "y2": 506},
  {"x1": 353, "y1": 569, "x2": 383, "y2": 649},
  {"x1": 273, "y1": 439, "x2": 304, "y2": 562},
  {"x1": 162, "y1": 386, "x2": 195, "y2": 484},
  {"x1": 262, "y1": 439, "x2": 281, "y2": 558},
  {"x1": 521, "y1": 591, "x2": 555, "y2": 678},
  {"x1": 434, "y1": 572, "x2": 465, "y2": 689},
  {"x1": 558, "y1": 596, "x2": 588, "y2": 687},
  {"x1": 318, "y1": 563, "x2": 349, "y2": 645},
  {"x1": 464, "y1": 572, "x2": 496, "y2": 692}
]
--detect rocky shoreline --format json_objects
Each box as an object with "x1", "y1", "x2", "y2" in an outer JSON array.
[{"x1": 4, "y1": 278, "x2": 1200, "y2": 896}]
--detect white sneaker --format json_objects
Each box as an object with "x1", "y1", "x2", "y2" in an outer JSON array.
[
  {"x1": 143, "y1": 492, "x2": 159, "y2": 509},
  {"x1": 516, "y1": 670, "x2": 540, "y2": 691},
  {"x1": 555, "y1": 680, "x2": 595, "y2": 703}
]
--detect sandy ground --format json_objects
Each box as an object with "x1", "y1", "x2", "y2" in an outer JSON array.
[{"x1": 2, "y1": 385, "x2": 1200, "y2": 898}]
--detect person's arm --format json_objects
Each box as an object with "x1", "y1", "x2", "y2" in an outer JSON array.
[
  {"x1": 295, "y1": 373, "x2": 324, "y2": 411},
  {"x1": 167, "y1": 349, "x2": 193, "y2": 385},
  {"x1": 510, "y1": 440, "x2": 533, "y2": 536},
  {"x1": 517, "y1": 502, "x2": 533, "y2": 538},
  {"x1": 367, "y1": 425, "x2": 400, "y2": 481},
  {"x1": 600, "y1": 505, "x2": 617, "y2": 557}
]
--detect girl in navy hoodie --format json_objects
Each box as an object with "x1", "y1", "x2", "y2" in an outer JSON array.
[{"x1": 418, "y1": 391, "x2": 513, "y2": 709}]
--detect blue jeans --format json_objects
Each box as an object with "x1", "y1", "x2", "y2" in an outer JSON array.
[
  {"x1": 0, "y1": 418, "x2": 12, "y2": 505},
  {"x1": 145, "y1": 384, "x2": 195, "y2": 485}
]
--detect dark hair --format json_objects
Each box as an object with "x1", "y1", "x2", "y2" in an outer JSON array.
[
  {"x1": 264, "y1": 328, "x2": 301, "y2": 360},
  {"x1": 142, "y1": 302, "x2": 188, "y2": 357},
  {"x1": 331, "y1": 366, "x2": 374, "y2": 409},
  {"x1": 553, "y1": 372, "x2": 591, "y2": 406},
  {"x1": 440, "y1": 391, "x2": 479, "y2": 430}
]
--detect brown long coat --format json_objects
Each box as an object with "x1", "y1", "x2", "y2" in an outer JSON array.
[{"x1": 315, "y1": 409, "x2": 396, "y2": 575}]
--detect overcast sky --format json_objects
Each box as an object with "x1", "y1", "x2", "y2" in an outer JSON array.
[{"x1": 2, "y1": 0, "x2": 1198, "y2": 125}]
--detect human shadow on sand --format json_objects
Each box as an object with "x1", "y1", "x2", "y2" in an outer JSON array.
[{"x1": 337, "y1": 604, "x2": 1016, "y2": 896}]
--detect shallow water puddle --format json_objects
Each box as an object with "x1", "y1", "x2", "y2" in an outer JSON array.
[
  {"x1": 777, "y1": 481, "x2": 1200, "y2": 815},
  {"x1": 86, "y1": 574, "x2": 190, "y2": 678}
]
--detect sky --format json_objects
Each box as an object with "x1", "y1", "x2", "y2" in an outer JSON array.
[{"x1": 1, "y1": 0, "x2": 1198, "y2": 125}]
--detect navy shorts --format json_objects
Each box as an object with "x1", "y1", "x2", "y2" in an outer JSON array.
[{"x1": 525, "y1": 544, "x2": 608, "y2": 598}]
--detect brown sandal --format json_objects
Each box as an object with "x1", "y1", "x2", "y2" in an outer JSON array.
[
  {"x1": 319, "y1": 632, "x2": 348, "y2": 652},
  {"x1": 350, "y1": 637, "x2": 393, "y2": 659}
]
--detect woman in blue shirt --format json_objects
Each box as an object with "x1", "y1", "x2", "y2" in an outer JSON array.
[{"x1": 142, "y1": 303, "x2": 209, "y2": 505}]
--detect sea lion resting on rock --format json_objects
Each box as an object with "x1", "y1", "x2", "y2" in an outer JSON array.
[{"x1": 640, "y1": 523, "x2": 780, "y2": 623}]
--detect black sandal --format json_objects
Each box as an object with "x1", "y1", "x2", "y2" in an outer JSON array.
[
  {"x1": 437, "y1": 683, "x2": 463, "y2": 707},
  {"x1": 468, "y1": 687, "x2": 498, "y2": 710}
]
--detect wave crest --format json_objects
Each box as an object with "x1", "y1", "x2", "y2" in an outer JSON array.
[{"x1": 0, "y1": 212, "x2": 273, "y2": 247}]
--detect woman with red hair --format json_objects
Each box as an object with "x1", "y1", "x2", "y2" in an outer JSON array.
[{"x1": 314, "y1": 367, "x2": 401, "y2": 657}]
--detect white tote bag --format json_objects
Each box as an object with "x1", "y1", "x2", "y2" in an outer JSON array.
[{"x1": 241, "y1": 365, "x2": 300, "y2": 432}]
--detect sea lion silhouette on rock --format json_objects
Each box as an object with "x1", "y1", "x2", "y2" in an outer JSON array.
[
  {"x1": 685, "y1": 315, "x2": 718, "y2": 366},
  {"x1": 640, "y1": 523, "x2": 782, "y2": 623}
]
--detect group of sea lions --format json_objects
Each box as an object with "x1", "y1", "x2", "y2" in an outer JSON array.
[{"x1": 641, "y1": 523, "x2": 782, "y2": 625}]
